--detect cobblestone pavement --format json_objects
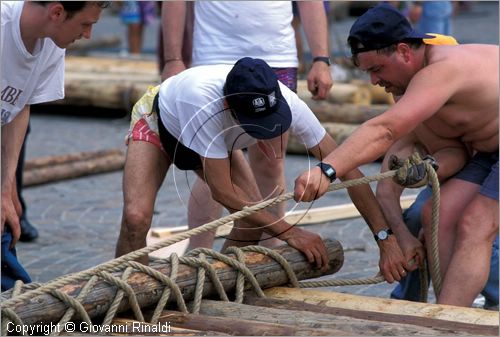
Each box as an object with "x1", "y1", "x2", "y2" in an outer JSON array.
[{"x1": 15, "y1": 1, "x2": 498, "y2": 304}]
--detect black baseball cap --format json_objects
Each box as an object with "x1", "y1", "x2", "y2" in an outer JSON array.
[
  {"x1": 348, "y1": 3, "x2": 434, "y2": 55},
  {"x1": 224, "y1": 57, "x2": 291, "y2": 140}
]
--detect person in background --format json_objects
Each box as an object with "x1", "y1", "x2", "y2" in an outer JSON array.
[
  {"x1": 119, "y1": 1, "x2": 156, "y2": 56},
  {"x1": 1, "y1": 0, "x2": 108, "y2": 291},
  {"x1": 408, "y1": 1, "x2": 455, "y2": 35}
]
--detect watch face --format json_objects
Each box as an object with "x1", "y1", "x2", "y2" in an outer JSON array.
[{"x1": 378, "y1": 230, "x2": 388, "y2": 240}]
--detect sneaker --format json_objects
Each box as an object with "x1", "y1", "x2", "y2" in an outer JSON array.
[{"x1": 19, "y1": 217, "x2": 39, "y2": 242}]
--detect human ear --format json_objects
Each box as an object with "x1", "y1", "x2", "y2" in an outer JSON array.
[
  {"x1": 396, "y1": 43, "x2": 412, "y2": 63},
  {"x1": 47, "y1": 3, "x2": 66, "y2": 23}
]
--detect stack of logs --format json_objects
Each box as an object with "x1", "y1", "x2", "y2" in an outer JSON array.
[{"x1": 57, "y1": 56, "x2": 394, "y2": 155}]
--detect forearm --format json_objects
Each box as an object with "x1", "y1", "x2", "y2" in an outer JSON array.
[
  {"x1": 341, "y1": 169, "x2": 393, "y2": 233},
  {"x1": 161, "y1": 1, "x2": 187, "y2": 61},
  {"x1": 297, "y1": 1, "x2": 329, "y2": 57},
  {"x1": 325, "y1": 121, "x2": 396, "y2": 177},
  {"x1": 375, "y1": 180, "x2": 410, "y2": 236},
  {"x1": 1, "y1": 106, "x2": 29, "y2": 195}
]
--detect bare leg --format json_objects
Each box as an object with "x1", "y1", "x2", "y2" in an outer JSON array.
[
  {"x1": 438, "y1": 194, "x2": 498, "y2": 306},
  {"x1": 115, "y1": 140, "x2": 169, "y2": 264},
  {"x1": 127, "y1": 23, "x2": 143, "y2": 55},
  {"x1": 422, "y1": 179, "x2": 479, "y2": 279}
]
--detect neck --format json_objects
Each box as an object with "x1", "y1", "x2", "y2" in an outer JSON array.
[{"x1": 20, "y1": 2, "x2": 48, "y2": 53}]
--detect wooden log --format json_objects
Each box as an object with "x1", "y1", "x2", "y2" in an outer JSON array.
[
  {"x1": 2, "y1": 239, "x2": 343, "y2": 326},
  {"x1": 265, "y1": 287, "x2": 499, "y2": 327},
  {"x1": 111, "y1": 318, "x2": 227, "y2": 336},
  {"x1": 65, "y1": 56, "x2": 158, "y2": 76},
  {"x1": 24, "y1": 149, "x2": 123, "y2": 170},
  {"x1": 56, "y1": 76, "x2": 152, "y2": 110},
  {"x1": 298, "y1": 97, "x2": 388, "y2": 124},
  {"x1": 297, "y1": 81, "x2": 372, "y2": 105},
  {"x1": 350, "y1": 79, "x2": 395, "y2": 105},
  {"x1": 287, "y1": 122, "x2": 359, "y2": 155},
  {"x1": 197, "y1": 299, "x2": 476, "y2": 336},
  {"x1": 23, "y1": 152, "x2": 125, "y2": 187},
  {"x1": 151, "y1": 195, "x2": 418, "y2": 239},
  {"x1": 154, "y1": 310, "x2": 334, "y2": 336},
  {"x1": 244, "y1": 295, "x2": 499, "y2": 336}
]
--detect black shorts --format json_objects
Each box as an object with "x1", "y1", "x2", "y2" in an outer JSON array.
[{"x1": 154, "y1": 94, "x2": 203, "y2": 171}]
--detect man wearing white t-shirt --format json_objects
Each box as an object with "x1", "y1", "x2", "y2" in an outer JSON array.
[
  {"x1": 116, "y1": 57, "x2": 408, "y2": 281},
  {"x1": 1, "y1": 1, "x2": 108, "y2": 291},
  {"x1": 160, "y1": 1, "x2": 333, "y2": 249}
]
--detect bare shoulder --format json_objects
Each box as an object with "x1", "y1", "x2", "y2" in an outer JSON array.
[{"x1": 428, "y1": 44, "x2": 498, "y2": 66}]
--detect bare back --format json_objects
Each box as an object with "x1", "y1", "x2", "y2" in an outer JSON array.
[{"x1": 423, "y1": 44, "x2": 499, "y2": 153}]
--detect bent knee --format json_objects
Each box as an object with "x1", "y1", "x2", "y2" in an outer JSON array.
[
  {"x1": 122, "y1": 206, "x2": 153, "y2": 237},
  {"x1": 458, "y1": 212, "x2": 498, "y2": 242}
]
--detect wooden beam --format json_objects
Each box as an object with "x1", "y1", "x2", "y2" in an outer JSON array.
[
  {"x1": 153, "y1": 310, "x2": 333, "y2": 336},
  {"x1": 111, "y1": 318, "x2": 227, "y2": 336},
  {"x1": 197, "y1": 299, "x2": 479, "y2": 336},
  {"x1": 244, "y1": 295, "x2": 499, "y2": 336},
  {"x1": 23, "y1": 152, "x2": 125, "y2": 187},
  {"x1": 151, "y1": 195, "x2": 418, "y2": 239},
  {"x1": 265, "y1": 287, "x2": 499, "y2": 327}
]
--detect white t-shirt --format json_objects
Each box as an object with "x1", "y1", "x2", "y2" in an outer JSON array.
[
  {"x1": 192, "y1": 1, "x2": 297, "y2": 67},
  {"x1": 1, "y1": 1, "x2": 65, "y2": 125},
  {"x1": 158, "y1": 65, "x2": 325, "y2": 159}
]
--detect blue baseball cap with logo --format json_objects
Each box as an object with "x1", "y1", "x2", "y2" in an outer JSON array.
[
  {"x1": 348, "y1": 3, "x2": 434, "y2": 55},
  {"x1": 224, "y1": 57, "x2": 292, "y2": 140}
]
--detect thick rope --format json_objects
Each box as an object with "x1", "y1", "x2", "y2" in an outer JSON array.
[{"x1": 1, "y1": 159, "x2": 441, "y2": 334}]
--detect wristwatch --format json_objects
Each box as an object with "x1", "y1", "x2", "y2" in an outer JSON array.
[
  {"x1": 316, "y1": 162, "x2": 336, "y2": 182},
  {"x1": 313, "y1": 56, "x2": 331, "y2": 66},
  {"x1": 374, "y1": 228, "x2": 394, "y2": 241}
]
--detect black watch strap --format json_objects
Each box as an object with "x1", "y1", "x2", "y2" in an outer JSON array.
[
  {"x1": 316, "y1": 162, "x2": 336, "y2": 182},
  {"x1": 374, "y1": 228, "x2": 394, "y2": 241},
  {"x1": 313, "y1": 56, "x2": 331, "y2": 66}
]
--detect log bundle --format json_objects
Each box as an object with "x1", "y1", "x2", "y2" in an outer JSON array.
[
  {"x1": 1, "y1": 240, "x2": 343, "y2": 326},
  {"x1": 108, "y1": 293, "x2": 498, "y2": 336}
]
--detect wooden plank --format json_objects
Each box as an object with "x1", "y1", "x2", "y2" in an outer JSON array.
[
  {"x1": 244, "y1": 295, "x2": 499, "y2": 336},
  {"x1": 151, "y1": 195, "x2": 418, "y2": 239},
  {"x1": 154, "y1": 310, "x2": 334, "y2": 336},
  {"x1": 197, "y1": 299, "x2": 477, "y2": 336},
  {"x1": 2, "y1": 240, "x2": 343, "y2": 326},
  {"x1": 265, "y1": 287, "x2": 499, "y2": 327},
  {"x1": 111, "y1": 318, "x2": 227, "y2": 336}
]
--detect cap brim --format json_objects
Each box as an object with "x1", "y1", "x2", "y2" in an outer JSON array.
[
  {"x1": 237, "y1": 98, "x2": 291, "y2": 140},
  {"x1": 408, "y1": 30, "x2": 436, "y2": 40}
]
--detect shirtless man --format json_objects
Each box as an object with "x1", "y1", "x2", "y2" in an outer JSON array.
[{"x1": 294, "y1": 3, "x2": 499, "y2": 307}]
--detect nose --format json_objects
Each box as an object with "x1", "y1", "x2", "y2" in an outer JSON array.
[
  {"x1": 82, "y1": 26, "x2": 92, "y2": 39},
  {"x1": 369, "y1": 72, "x2": 379, "y2": 86}
]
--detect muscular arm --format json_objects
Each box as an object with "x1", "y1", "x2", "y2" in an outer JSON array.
[
  {"x1": 307, "y1": 134, "x2": 409, "y2": 281},
  {"x1": 161, "y1": 1, "x2": 188, "y2": 80},
  {"x1": 294, "y1": 59, "x2": 461, "y2": 202},
  {"x1": 202, "y1": 154, "x2": 328, "y2": 268},
  {"x1": 1, "y1": 106, "x2": 30, "y2": 246},
  {"x1": 376, "y1": 134, "x2": 426, "y2": 269},
  {"x1": 296, "y1": 1, "x2": 333, "y2": 100}
]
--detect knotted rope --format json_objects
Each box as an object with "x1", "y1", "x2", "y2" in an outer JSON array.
[{"x1": 1, "y1": 154, "x2": 441, "y2": 335}]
